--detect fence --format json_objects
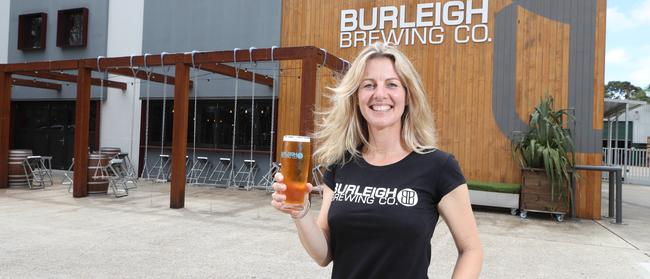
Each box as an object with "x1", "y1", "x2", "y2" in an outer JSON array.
[{"x1": 602, "y1": 147, "x2": 650, "y2": 185}]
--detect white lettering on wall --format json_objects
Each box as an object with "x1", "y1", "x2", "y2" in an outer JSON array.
[{"x1": 339, "y1": 0, "x2": 491, "y2": 48}]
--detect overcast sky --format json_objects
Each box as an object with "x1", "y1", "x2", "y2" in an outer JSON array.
[{"x1": 605, "y1": 0, "x2": 650, "y2": 88}]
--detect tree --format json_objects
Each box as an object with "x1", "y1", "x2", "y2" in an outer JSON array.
[
  {"x1": 632, "y1": 84, "x2": 650, "y2": 103},
  {"x1": 605, "y1": 81, "x2": 648, "y2": 102}
]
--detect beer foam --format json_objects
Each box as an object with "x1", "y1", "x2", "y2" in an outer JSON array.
[{"x1": 283, "y1": 135, "x2": 311, "y2": 142}]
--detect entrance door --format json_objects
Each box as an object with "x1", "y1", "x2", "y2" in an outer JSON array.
[
  {"x1": 47, "y1": 103, "x2": 73, "y2": 169},
  {"x1": 11, "y1": 101, "x2": 98, "y2": 170}
]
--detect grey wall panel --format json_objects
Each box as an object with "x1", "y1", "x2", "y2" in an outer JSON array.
[
  {"x1": 8, "y1": 0, "x2": 109, "y2": 100},
  {"x1": 492, "y1": 0, "x2": 602, "y2": 153},
  {"x1": 141, "y1": 0, "x2": 282, "y2": 99}
]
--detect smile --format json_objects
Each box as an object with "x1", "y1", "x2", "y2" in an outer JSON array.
[{"x1": 370, "y1": 105, "x2": 393, "y2": 112}]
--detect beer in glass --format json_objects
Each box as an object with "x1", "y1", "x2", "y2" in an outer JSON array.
[{"x1": 280, "y1": 135, "x2": 311, "y2": 210}]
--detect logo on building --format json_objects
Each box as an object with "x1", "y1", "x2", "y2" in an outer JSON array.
[{"x1": 339, "y1": 0, "x2": 491, "y2": 48}]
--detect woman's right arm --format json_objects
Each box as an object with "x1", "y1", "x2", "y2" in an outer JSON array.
[{"x1": 271, "y1": 173, "x2": 333, "y2": 267}]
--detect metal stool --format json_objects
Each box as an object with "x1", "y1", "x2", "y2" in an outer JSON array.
[
  {"x1": 64, "y1": 158, "x2": 74, "y2": 192},
  {"x1": 117, "y1": 152, "x2": 138, "y2": 189},
  {"x1": 147, "y1": 154, "x2": 170, "y2": 182},
  {"x1": 40, "y1": 156, "x2": 54, "y2": 186},
  {"x1": 311, "y1": 165, "x2": 325, "y2": 197},
  {"x1": 187, "y1": 156, "x2": 210, "y2": 184},
  {"x1": 207, "y1": 158, "x2": 233, "y2": 187},
  {"x1": 257, "y1": 162, "x2": 280, "y2": 192},
  {"x1": 233, "y1": 160, "x2": 258, "y2": 190},
  {"x1": 23, "y1": 156, "x2": 51, "y2": 189},
  {"x1": 107, "y1": 159, "x2": 129, "y2": 198}
]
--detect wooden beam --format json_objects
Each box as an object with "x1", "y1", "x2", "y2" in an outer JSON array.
[
  {"x1": 188, "y1": 47, "x2": 323, "y2": 66},
  {"x1": 15, "y1": 71, "x2": 127, "y2": 90},
  {"x1": 1, "y1": 60, "x2": 79, "y2": 72},
  {"x1": 299, "y1": 57, "x2": 318, "y2": 135},
  {"x1": 105, "y1": 67, "x2": 193, "y2": 88},
  {"x1": 2, "y1": 47, "x2": 347, "y2": 75},
  {"x1": 77, "y1": 47, "x2": 345, "y2": 69},
  {"x1": 199, "y1": 63, "x2": 273, "y2": 87},
  {"x1": 170, "y1": 62, "x2": 190, "y2": 209},
  {"x1": 0, "y1": 72, "x2": 11, "y2": 188},
  {"x1": 11, "y1": 78, "x2": 62, "y2": 91},
  {"x1": 72, "y1": 65, "x2": 91, "y2": 197}
]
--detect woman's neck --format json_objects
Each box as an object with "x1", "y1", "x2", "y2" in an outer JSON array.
[{"x1": 363, "y1": 126, "x2": 410, "y2": 165}]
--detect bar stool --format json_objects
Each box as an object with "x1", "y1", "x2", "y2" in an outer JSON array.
[
  {"x1": 187, "y1": 156, "x2": 210, "y2": 184},
  {"x1": 257, "y1": 162, "x2": 280, "y2": 192},
  {"x1": 117, "y1": 152, "x2": 138, "y2": 189},
  {"x1": 64, "y1": 158, "x2": 74, "y2": 192},
  {"x1": 147, "y1": 154, "x2": 170, "y2": 182},
  {"x1": 233, "y1": 159, "x2": 258, "y2": 190},
  {"x1": 311, "y1": 165, "x2": 325, "y2": 197},
  {"x1": 22, "y1": 156, "x2": 51, "y2": 189},
  {"x1": 41, "y1": 156, "x2": 54, "y2": 186},
  {"x1": 207, "y1": 158, "x2": 233, "y2": 187},
  {"x1": 107, "y1": 159, "x2": 129, "y2": 198}
]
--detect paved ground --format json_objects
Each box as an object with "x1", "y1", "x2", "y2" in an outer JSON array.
[{"x1": 0, "y1": 178, "x2": 649, "y2": 279}]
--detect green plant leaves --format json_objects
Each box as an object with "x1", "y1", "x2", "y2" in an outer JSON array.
[{"x1": 511, "y1": 95, "x2": 576, "y2": 202}]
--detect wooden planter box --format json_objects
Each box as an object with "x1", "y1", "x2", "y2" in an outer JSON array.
[{"x1": 520, "y1": 168, "x2": 569, "y2": 219}]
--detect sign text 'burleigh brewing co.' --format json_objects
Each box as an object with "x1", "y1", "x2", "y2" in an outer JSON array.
[{"x1": 339, "y1": 0, "x2": 491, "y2": 48}]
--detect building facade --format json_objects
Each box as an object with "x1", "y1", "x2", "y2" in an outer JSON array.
[{"x1": 1, "y1": 0, "x2": 607, "y2": 218}]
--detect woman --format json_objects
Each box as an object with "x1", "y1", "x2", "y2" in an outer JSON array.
[{"x1": 271, "y1": 43, "x2": 483, "y2": 278}]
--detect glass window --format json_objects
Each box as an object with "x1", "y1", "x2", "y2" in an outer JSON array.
[{"x1": 145, "y1": 98, "x2": 276, "y2": 151}]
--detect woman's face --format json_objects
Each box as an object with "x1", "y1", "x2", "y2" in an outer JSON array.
[{"x1": 357, "y1": 57, "x2": 407, "y2": 132}]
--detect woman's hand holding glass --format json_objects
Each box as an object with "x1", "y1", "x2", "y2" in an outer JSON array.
[{"x1": 271, "y1": 172, "x2": 313, "y2": 219}]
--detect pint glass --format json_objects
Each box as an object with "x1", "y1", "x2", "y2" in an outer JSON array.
[{"x1": 280, "y1": 135, "x2": 311, "y2": 211}]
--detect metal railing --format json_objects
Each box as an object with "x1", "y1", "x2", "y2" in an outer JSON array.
[
  {"x1": 572, "y1": 165, "x2": 624, "y2": 224},
  {"x1": 602, "y1": 147, "x2": 650, "y2": 185}
]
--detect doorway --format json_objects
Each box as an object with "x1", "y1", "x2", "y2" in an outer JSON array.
[{"x1": 11, "y1": 101, "x2": 99, "y2": 169}]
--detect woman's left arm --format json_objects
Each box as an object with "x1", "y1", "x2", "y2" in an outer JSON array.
[{"x1": 438, "y1": 184, "x2": 483, "y2": 279}]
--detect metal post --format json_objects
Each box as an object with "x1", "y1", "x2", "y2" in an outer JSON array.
[
  {"x1": 614, "y1": 114, "x2": 619, "y2": 165},
  {"x1": 615, "y1": 169, "x2": 623, "y2": 224},
  {"x1": 623, "y1": 103, "x2": 630, "y2": 178},
  {"x1": 607, "y1": 116, "x2": 613, "y2": 165},
  {"x1": 608, "y1": 170, "x2": 615, "y2": 218},
  {"x1": 570, "y1": 171, "x2": 576, "y2": 218},
  {"x1": 574, "y1": 165, "x2": 624, "y2": 223}
]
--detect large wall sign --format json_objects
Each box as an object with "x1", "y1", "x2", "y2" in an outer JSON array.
[{"x1": 339, "y1": 0, "x2": 490, "y2": 48}]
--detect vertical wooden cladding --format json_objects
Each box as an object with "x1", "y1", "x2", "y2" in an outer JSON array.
[
  {"x1": 593, "y1": 0, "x2": 606, "y2": 131},
  {"x1": 281, "y1": 0, "x2": 519, "y2": 182},
  {"x1": 281, "y1": 0, "x2": 606, "y2": 218},
  {"x1": 515, "y1": 6, "x2": 570, "y2": 122}
]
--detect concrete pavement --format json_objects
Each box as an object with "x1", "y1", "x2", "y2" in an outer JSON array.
[{"x1": 0, "y1": 179, "x2": 648, "y2": 278}]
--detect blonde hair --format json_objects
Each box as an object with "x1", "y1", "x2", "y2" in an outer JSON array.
[{"x1": 313, "y1": 43, "x2": 437, "y2": 167}]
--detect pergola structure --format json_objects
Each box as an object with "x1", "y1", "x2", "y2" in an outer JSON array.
[{"x1": 0, "y1": 46, "x2": 347, "y2": 208}]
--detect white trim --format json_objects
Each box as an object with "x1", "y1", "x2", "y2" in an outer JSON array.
[{"x1": 0, "y1": 0, "x2": 10, "y2": 64}]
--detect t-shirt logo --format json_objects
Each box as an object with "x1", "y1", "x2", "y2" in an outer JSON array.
[
  {"x1": 333, "y1": 183, "x2": 419, "y2": 207},
  {"x1": 397, "y1": 188, "x2": 418, "y2": 207}
]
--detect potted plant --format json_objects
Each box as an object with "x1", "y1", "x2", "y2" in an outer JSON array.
[{"x1": 512, "y1": 96, "x2": 576, "y2": 221}]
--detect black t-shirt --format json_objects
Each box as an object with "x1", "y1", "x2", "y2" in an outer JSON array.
[{"x1": 322, "y1": 149, "x2": 466, "y2": 279}]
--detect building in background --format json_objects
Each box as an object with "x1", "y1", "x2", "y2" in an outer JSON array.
[{"x1": 2, "y1": 0, "x2": 613, "y2": 217}]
